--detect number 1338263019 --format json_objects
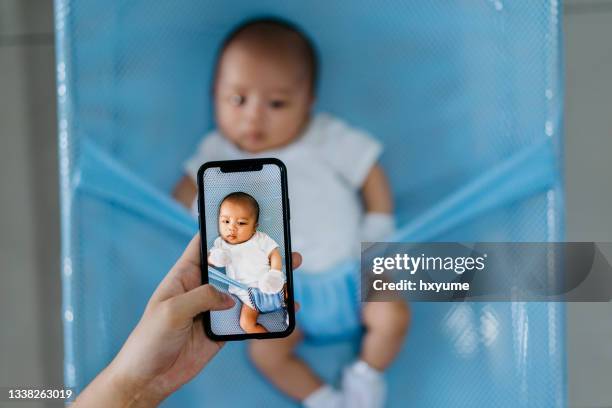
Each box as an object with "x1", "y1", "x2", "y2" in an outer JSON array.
[{"x1": 5, "y1": 388, "x2": 74, "y2": 401}]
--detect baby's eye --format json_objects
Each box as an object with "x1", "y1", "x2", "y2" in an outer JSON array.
[
  {"x1": 269, "y1": 100, "x2": 287, "y2": 109},
  {"x1": 229, "y1": 94, "x2": 245, "y2": 106},
  {"x1": 238, "y1": 222, "x2": 247, "y2": 225}
]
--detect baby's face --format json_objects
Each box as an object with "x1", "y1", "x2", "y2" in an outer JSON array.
[
  {"x1": 218, "y1": 200, "x2": 257, "y2": 244},
  {"x1": 214, "y1": 42, "x2": 313, "y2": 153}
]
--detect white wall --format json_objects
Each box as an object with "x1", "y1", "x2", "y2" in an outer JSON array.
[
  {"x1": 565, "y1": 1, "x2": 612, "y2": 407},
  {"x1": 0, "y1": 1, "x2": 62, "y2": 407}
]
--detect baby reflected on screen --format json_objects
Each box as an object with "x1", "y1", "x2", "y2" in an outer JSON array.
[{"x1": 207, "y1": 192, "x2": 285, "y2": 333}]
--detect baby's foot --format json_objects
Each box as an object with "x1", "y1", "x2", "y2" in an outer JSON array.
[
  {"x1": 341, "y1": 360, "x2": 386, "y2": 408},
  {"x1": 303, "y1": 384, "x2": 344, "y2": 408}
]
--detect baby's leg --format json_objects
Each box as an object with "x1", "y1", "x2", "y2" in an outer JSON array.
[
  {"x1": 239, "y1": 304, "x2": 267, "y2": 334},
  {"x1": 249, "y1": 328, "x2": 323, "y2": 401},
  {"x1": 361, "y1": 301, "x2": 410, "y2": 370},
  {"x1": 340, "y1": 302, "x2": 409, "y2": 408}
]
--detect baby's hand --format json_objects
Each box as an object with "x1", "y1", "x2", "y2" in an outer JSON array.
[
  {"x1": 258, "y1": 269, "x2": 285, "y2": 294},
  {"x1": 208, "y1": 248, "x2": 231, "y2": 267}
]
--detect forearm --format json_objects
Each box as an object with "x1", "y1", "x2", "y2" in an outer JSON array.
[
  {"x1": 270, "y1": 249, "x2": 282, "y2": 270},
  {"x1": 360, "y1": 165, "x2": 396, "y2": 241},
  {"x1": 361, "y1": 164, "x2": 393, "y2": 214},
  {"x1": 72, "y1": 363, "x2": 162, "y2": 408}
]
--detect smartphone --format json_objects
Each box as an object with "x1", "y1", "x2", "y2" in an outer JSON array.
[{"x1": 197, "y1": 158, "x2": 295, "y2": 340}]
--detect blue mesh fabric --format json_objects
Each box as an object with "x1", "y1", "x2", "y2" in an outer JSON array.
[{"x1": 55, "y1": 0, "x2": 565, "y2": 406}]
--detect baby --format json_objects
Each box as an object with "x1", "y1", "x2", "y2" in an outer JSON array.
[
  {"x1": 208, "y1": 192, "x2": 285, "y2": 334},
  {"x1": 174, "y1": 18, "x2": 410, "y2": 408}
]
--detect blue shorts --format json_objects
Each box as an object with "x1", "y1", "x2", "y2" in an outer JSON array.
[{"x1": 293, "y1": 260, "x2": 363, "y2": 341}]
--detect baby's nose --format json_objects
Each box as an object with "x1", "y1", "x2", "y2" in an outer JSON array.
[{"x1": 244, "y1": 100, "x2": 264, "y2": 124}]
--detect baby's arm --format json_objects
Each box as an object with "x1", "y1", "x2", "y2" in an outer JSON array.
[
  {"x1": 360, "y1": 164, "x2": 395, "y2": 242},
  {"x1": 207, "y1": 250, "x2": 225, "y2": 267},
  {"x1": 208, "y1": 239, "x2": 231, "y2": 267},
  {"x1": 361, "y1": 164, "x2": 393, "y2": 214},
  {"x1": 259, "y1": 248, "x2": 284, "y2": 294},
  {"x1": 269, "y1": 248, "x2": 282, "y2": 270},
  {"x1": 172, "y1": 175, "x2": 197, "y2": 209}
]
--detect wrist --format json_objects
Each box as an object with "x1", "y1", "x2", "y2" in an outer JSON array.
[
  {"x1": 102, "y1": 360, "x2": 165, "y2": 408},
  {"x1": 259, "y1": 269, "x2": 285, "y2": 294},
  {"x1": 72, "y1": 364, "x2": 145, "y2": 408},
  {"x1": 361, "y1": 212, "x2": 395, "y2": 242}
]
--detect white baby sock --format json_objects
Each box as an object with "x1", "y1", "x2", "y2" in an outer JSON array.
[
  {"x1": 303, "y1": 384, "x2": 344, "y2": 408},
  {"x1": 341, "y1": 360, "x2": 386, "y2": 408}
]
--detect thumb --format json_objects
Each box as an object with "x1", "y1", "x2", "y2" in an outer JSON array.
[{"x1": 170, "y1": 284, "x2": 235, "y2": 320}]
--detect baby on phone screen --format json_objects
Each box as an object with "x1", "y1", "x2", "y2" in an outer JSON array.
[{"x1": 207, "y1": 192, "x2": 285, "y2": 334}]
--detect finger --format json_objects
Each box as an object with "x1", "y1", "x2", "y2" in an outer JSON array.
[
  {"x1": 289, "y1": 254, "x2": 301, "y2": 314},
  {"x1": 291, "y1": 252, "x2": 302, "y2": 270},
  {"x1": 150, "y1": 235, "x2": 201, "y2": 300},
  {"x1": 167, "y1": 284, "x2": 235, "y2": 322},
  {"x1": 193, "y1": 318, "x2": 226, "y2": 349},
  {"x1": 176, "y1": 233, "x2": 202, "y2": 269}
]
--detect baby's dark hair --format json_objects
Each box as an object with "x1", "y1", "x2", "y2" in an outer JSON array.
[
  {"x1": 220, "y1": 192, "x2": 260, "y2": 223},
  {"x1": 216, "y1": 17, "x2": 319, "y2": 94}
]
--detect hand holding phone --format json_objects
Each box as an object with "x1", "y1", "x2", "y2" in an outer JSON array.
[
  {"x1": 197, "y1": 158, "x2": 294, "y2": 340},
  {"x1": 72, "y1": 233, "x2": 303, "y2": 406}
]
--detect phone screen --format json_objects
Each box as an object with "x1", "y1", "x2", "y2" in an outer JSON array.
[{"x1": 197, "y1": 159, "x2": 294, "y2": 340}]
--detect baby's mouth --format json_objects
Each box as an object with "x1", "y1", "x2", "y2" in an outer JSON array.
[{"x1": 244, "y1": 131, "x2": 263, "y2": 143}]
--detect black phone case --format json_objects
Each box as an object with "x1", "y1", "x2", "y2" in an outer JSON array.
[{"x1": 197, "y1": 158, "x2": 295, "y2": 341}]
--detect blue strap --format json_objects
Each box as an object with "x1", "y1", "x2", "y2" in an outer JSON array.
[{"x1": 207, "y1": 266, "x2": 249, "y2": 291}]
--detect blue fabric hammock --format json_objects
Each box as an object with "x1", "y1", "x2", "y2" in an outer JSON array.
[
  {"x1": 207, "y1": 267, "x2": 285, "y2": 314},
  {"x1": 55, "y1": 0, "x2": 566, "y2": 406}
]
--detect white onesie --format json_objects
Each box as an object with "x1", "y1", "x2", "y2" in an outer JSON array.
[
  {"x1": 212, "y1": 231, "x2": 279, "y2": 308},
  {"x1": 186, "y1": 113, "x2": 382, "y2": 273}
]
